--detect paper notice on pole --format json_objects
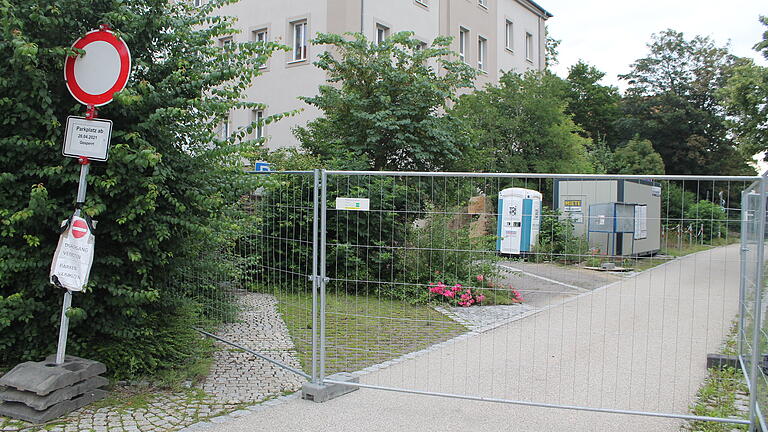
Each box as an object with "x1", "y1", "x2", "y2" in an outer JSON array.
[{"x1": 50, "y1": 215, "x2": 96, "y2": 292}]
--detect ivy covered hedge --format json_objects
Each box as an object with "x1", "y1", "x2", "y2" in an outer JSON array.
[{"x1": 0, "y1": 0, "x2": 284, "y2": 378}]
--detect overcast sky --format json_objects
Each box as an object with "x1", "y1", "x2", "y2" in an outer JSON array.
[{"x1": 543, "y1": 0, "x2": 767, "y2": 91}]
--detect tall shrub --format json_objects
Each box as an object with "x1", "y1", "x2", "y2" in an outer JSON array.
[{"x1": 0, "y1": 0, "x2": 284, "y2": 376}]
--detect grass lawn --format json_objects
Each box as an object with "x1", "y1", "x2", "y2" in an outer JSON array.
[{"x1": 257, "y1": 288, "x2": 468, "y2": 376}]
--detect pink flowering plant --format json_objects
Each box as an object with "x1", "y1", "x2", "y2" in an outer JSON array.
[{"x1": 428, "y1": 282, "x2": 486, "y2": 307}]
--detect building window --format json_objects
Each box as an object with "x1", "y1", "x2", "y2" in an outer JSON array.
[
  {"x1": 193, "y1": 0, "x2": 204, "y2": 7},
  {"x1": 478, "y1": 0, "x2": 487, "y2": 8},
  {"x1": 254, "y1": 29, "x2": 268, "y2": 43},
  {"x1": 459, "y1": 27, "x2": 469, "y2": 63},
  {"x1": 415, "y1": 41, "x2": 428, "y2": 51},
  {"x1": 219, "y1": 117, "x2": 230, "y2": 140},
  {"x1": 220, "y1": 37, "x2": 233, "y2": 48},
  {"x1": 525, "y1": 32, "x2": 533, "y2": 61},
  {"x1": 505, "y1": 20, "x2": 513, "y2": 51},
  {"x1": 376, "y1": 24, "x2": 389, "y2": 45},
  {"x1": 254, "y1": 29, "x2": 268, "y2": 68},
  {"x1": 478, "y1": 37, "x2": 487, "y2": 71},
  {"x1": 292, "y1": 20, "x2": 308, "y2": 62},
  {"x1": 254, "y1": 110, "x2": 264, "y2": 140},
  {"x1": 415, "y1": 0, "x2": 428, "y2": 6}
]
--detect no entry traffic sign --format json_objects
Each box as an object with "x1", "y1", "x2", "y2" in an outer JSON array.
[
  {"x1": 64, "y1": 28, "x2": 131, "y2": 107},
  {"x1": 71, "y1": 219, "x2": 88, "y2": 239}
]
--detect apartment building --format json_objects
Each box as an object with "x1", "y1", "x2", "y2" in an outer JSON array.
[{"x1": 211, "y1": 0, "x2": 552, "y2": 150}]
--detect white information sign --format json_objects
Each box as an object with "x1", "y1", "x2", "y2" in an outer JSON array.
[
  {"x1": 634, "y1": 205, "x2": 648, "y2": 240},
  {"x1": 567, "y1": 211, "x2": 584, "y2": 224},
  {"x1": 50, "y1": 216, "x2": 96, "y2": 292},
  {"x1": 335, "y1": 197, "x2": 370, "y2": 211},
  {"x1": 62, "y1": 116, "x2": 112, "y2": 161}
]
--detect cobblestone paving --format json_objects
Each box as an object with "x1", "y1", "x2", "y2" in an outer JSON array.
[
  {"x1": 0, "y1": 292, "x2": 305, "y2": 432},
  {"x1": 435, "y1": 303, "x2": 533, "y2": 332},
  {"x1": 201, "y1": 291, "x2": 305, "y2": 404}
]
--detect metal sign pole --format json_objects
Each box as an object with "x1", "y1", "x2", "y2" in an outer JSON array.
[{"x1": 55, "y1": 153, "x2": 90, "y2": 365}]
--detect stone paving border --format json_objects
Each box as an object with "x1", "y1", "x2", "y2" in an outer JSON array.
[{"x1": 0, "y1": 291, "x2": 306, "y2": 432}]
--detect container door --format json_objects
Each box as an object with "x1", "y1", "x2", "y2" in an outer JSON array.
[{"x1": 500, "y1": 197, "x2": 523, "y2": 254}]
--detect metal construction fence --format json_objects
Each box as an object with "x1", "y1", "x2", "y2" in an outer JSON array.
[{"x1": 182, "y1": 170, "x2": 768, "y2": 428}]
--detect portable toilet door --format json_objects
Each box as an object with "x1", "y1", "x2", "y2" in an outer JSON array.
[{"x1": 497, "y1": 188, "x2": 542, "y2": 254}]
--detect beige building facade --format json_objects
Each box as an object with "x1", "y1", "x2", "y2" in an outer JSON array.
[{"x1": 211, "y1": 0, "x2": 552, "y2": 150}]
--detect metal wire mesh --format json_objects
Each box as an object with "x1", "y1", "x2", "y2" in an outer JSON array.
[
  {"x1": 168, "y1": 171, "x2": 318, "y2": 403},
  {"x1": 169, "y1": 169, "x2": 767, "y2": 425},
  {"x1": 320, "y1": 172, "x2": 756, "y2": 420}
]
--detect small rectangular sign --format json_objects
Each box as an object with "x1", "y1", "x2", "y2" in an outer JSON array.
[
  {"x1": 563, "y1": 199, "x2": 582, "y2": 212},
  {"x1": 335, "y1": 197, "x2": 370, "y2": 211},
  {"x1": 62, "y1": 116, "x2": 112, "y2": 161},
  {"x1": 651, "y1": 186, "x2": 662, "y2": 197},
  {"x1": 254, "y1": 161, "x2": 271, "y2": 172},
  {"x1": 567, "y1": 212, "x2": 584, "y2": 224}
]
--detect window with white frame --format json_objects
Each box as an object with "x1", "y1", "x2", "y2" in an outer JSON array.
[
  {"x1": 505, "y1": 20, "x2": 513, "y2": 51},
  {"x1": 478, "y1": 36, "x2": 487, "y2": 71},
  {"x1": 254, "y1": 29, "x2": 268, "y2": 68},
  {"x1": 415, "y1": 0, "x2": 428, "y2": 6},
  {"x1": 525, "y1": 32, "x2": 533, "y2": 61},
  {"x1": 459, "y1": 27, "x2": 469, "y2": 63},
  {"x1": 376, "y1": 24, "x2": 389, "y2": 45},
  {"x1": 478, "y1": 0, "x2": 487, "y2": 8},
  {"x1": 193, "y1": 0, "x2": 204, "y2": 7},
  {"x1": 220, "y1": 37, "x2": 233, "y2": 48},
  {"x1": 254, "y1": 110, "x2": 264, "y2": 140},
  {"x1": 291, "y1": 20, "x2": 308, "y2": 62},
  {"x1": 254, "y1": 29, "x2": 268, "y2": 43}
]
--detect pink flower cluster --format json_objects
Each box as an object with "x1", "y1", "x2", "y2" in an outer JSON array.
[
  {"x1": 511, "y1": 288, "x2": 524, "y2": 303},
  {"x1": 428, "y1": 282, "x2": 486, "y2": 307}
]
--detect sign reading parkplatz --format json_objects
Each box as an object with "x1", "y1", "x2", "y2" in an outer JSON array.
[{"x1": 62, "y1": 116, "x2": 112, "y2": 161}]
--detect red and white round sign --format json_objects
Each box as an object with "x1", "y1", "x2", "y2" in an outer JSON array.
[
  {"x1": 64, "y1": 29, "x2": 131, "y2": 107},
  {"x1": 71, "y1": 219, "x2": 89, "y2": 239}
]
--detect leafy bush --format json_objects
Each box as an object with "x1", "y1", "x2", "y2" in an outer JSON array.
[
  {"x1": 685, "y1": 200, "x2": 728, "y2": 242},
  {"x1": 536, "y1": 207, "x2": 589, "y2": 262},
  {"x1": 0, "y1": 0, "x2": 283, "y2": 376}
]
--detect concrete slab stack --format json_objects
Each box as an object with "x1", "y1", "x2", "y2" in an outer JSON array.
[{"x1": 0, "y1": 355, "x2": 108, "y2": 423}]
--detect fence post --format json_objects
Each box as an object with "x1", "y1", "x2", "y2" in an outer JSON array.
[
  {"x1": 739, "y1": 190, "x2": 748, "y2": 364},
  {"x1": 319, "y1": 169, "x2": 328, "y2": 384},
  {"x1": 311, "y1": 169, "x2": 320, "y2": 383},
  {"x1": 748, "y1": 177, "x2": 767, "y2": 432}
]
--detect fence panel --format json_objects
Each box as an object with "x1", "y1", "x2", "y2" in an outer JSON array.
[
  {"x1": 320, "y1": 171, "x2": 754, "y2": 422},
  {"x1": 169, "y1": 171, "x2": 318, "y2": 403},
  {"x1": 740, "y1": 178, "x2": 768, "y2": 431}
]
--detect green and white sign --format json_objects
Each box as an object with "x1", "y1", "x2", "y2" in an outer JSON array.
[{"x1": 335, "y1": 197, "x2": 370, "y2": 211}]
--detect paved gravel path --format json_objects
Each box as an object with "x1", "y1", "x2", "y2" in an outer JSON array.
[
  {"x1": 213, "y1": 244, "x2": 742, "y2": 432},
  {"x1": 201, "y1": 292, "x2": 304, "y2": 404},
  {"x1": 0, "y1": 292, "x2": 305, "y2": 432}
]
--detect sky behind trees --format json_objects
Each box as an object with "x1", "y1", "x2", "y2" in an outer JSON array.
[{"x1": 545, "y1": 0, "x2": 767, "y2": 90}]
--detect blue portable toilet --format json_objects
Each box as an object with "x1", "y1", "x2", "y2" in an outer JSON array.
[{"x1": 497, "y1": 187, "x2": 542, "y2": 254}]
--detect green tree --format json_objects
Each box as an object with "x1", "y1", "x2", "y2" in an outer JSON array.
[
  {"x1": 450, "y1": 71, "x2": 594, "y2": 174},
  {"x1": 295, "y1": 32, "x2": 476, "y2": 171},
  {"x1": 611, "y1": 137, "x2": 665, "y2": 175},
  {"x1": 617, "y1": 29, "x2": 753, "y2": 175},
  {"x1": 562, "y1": 60, "x2": 621, "y2": 145},
  {"x1": 0, "y1": 0, "x2": 284, "y2": 376},
  {"x1": 719, "y1": 17, "x2": 768, "y2": 162}
]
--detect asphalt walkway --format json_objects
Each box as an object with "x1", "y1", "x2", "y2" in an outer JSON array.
[{"x1": 214, "y1": 244, "x2": 742, "y2": 432}]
